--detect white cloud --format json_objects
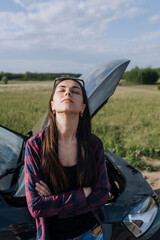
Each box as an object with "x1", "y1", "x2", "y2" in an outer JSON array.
[
  {"x1": 149, "y1": 14, "x2": 160, "y2": 23},
  {"x1": 13, "y1": 0, "x2": 25, "y2": 8},
  {"x1": 140, "y1": 30, "x2": 160, "y2": 41},
  {"x1": 1, "y1": 0, "x2": 159, "y2": 72},
  {"x1": 0, "y1": 0, "x2": 142, "y2": 52}
]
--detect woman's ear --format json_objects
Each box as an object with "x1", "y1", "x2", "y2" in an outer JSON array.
[
  {"x1": 81, "y1": 104, "x2": 86, "y2": 114},
  {"x1": 51, "y1": 100, "x2": 54, "y2": 111}
]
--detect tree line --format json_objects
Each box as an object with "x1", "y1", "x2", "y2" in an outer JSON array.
[
  {"x1": 1, "y1": 67, "x2": 160, "y2": 85},
  {"x1": 0, "y1": 72, "x2": 81, "y2": 83}
]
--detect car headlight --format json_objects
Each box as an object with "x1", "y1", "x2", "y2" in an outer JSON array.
[{"x1": 123, "y1": 196, "x2": 158, "y2": 238}]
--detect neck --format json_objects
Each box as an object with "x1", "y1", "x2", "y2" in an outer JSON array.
[{"x1": 56, "y1": 113, "x2": 79, "y2": 144}]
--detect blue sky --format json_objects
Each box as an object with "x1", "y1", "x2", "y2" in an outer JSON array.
[{"x1": 0, "y1": 0, "x2": 160, "y2": 73}]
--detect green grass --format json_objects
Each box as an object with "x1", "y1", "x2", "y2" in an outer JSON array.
[
  {"x1": 92, "y1": 86, "x2": 160, "y2": 170},
  {"x1": 0, "y1": 82, "x2": 160, "y2": 170},
  {"x1": 0, "y1": 85, "x2": 52, "y2": 134}
]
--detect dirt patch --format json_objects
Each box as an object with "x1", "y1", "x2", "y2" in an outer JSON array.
[
  {"x1": 141, "y1": 170, "x2": 160, "y2": 200},
  {"x1": 140, "y1": 157, "x2": 160, "y2": 199}
]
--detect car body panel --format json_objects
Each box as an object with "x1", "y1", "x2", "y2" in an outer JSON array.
[
  {"x1": 0, "y1": 125, "x2": 27, "y2": 193},
  {"x1": 105, "y1": 151, "x2": 154, "y2": 209},
  {"x1": 0, "y1": 195, "x2": 35, "y2": 240},
  {"x1": 103, "y1": 151, "x2": 160, "y2": 240}
]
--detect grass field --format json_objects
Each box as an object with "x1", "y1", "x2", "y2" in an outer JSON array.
[
  {"x1": 0, "y1": 81, "x2": 160, "y2": 170},
  {"x1": 92, "y1": 85, "x2": 160, "y2": 170}
]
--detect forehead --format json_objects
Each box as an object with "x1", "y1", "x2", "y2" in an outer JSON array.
[{"x1": 56, "y1": 80, "x2": 82, "y2": 89}]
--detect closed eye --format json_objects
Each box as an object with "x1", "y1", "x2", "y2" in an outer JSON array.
[
  {"x1": 71, "y1": 90, "x2": 81, "y2": 94},
  {"x1": 57, "y1": 86, "x2": 82, "y2": 94},
  {"x1": 58, "y1": 89, "x2": 65, "y2": 92}
]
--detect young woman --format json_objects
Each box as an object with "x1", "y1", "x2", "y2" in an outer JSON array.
[{"x1": 25, "y1": 78, "x2": 109, "y2": 240}]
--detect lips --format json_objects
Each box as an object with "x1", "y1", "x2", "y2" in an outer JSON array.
[{"x1": 62, "y1": 98, "x2": 73, "y2": 103}]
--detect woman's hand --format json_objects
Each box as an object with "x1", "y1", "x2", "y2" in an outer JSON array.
[
  {"x1": 35, "y1": 180, "x2": 52, "y2": 197},
  {"x1": 83, "y1": 187, "x2": 92, "y2": 197}
]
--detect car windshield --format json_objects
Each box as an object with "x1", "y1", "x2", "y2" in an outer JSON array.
[{"x1": 0, "y1": 126, "x2": 23, "y2": 176}]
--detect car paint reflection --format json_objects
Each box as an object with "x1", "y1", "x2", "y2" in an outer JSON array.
[{"x1": 0, "y1": 127, "x2": 23, "y2": 190}]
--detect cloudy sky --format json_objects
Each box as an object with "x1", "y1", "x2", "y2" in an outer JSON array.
[{"x1": 0, "y1": 0, "x2": 160, "y2": 73}]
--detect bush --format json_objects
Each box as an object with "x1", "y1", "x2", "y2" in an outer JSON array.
[
  {"x1": 2, "y1": 76, "x2": 8, "y2": 84},
  {"x1": 123, "y1": 67, "x2": 140, "y2": 84},
  {"x1": 124, "y1": 67, "x2": 159, "y2": 84},
  {"x1": 141, "y1": 68, "x2": 159, "y2": 84}
]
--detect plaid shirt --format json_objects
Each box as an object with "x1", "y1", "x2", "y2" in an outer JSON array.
[{"x1": 25, "y1": 129, "x2": 109, "y2": 240}]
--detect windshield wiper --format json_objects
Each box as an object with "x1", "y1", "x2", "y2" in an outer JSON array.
[
  {"x1": 0, "y1": 161, "x2": 24, "y2": 180},
  {"x1": 0, "y1": 140, "x2": 26, "y2": 180}
]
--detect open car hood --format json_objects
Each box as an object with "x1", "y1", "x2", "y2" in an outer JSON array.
[
  {"x1": 32, "y1": 59, "x2": 130, "y2": 134},
  {"x1": 81, "y1": 59, "x2": 130, "y2": 117}
]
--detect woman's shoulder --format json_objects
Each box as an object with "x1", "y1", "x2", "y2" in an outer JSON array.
[
  {"x1": 91, "y1": 133, "x2": 103, "y2": 148},
  {"x1": 27, "y1": 128, "x2": 47, "y2": 147}
]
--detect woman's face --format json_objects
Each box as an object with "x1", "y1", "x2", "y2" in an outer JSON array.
[{"x1": 51, "y1": 80, "x2": 86, "y2": 116}]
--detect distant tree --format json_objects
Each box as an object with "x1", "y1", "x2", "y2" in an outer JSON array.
[
  {"x1": 2, "y1": 76, "x2": 8, "y2": 84},
  {"x1": 0, "y1": 72, "x2": 81, "y2": 82},
  {"x1": 0, "y1": 71, "x2": 4, "y2": 81},
  {"x1": 141, "y1": 68, "x2": 159, "y2": 84},
  {"x1": 154, "y1": 68, "x2": 160, "y2": 78},
  {"x1": 25, "y1": 71, "x2": 33, "y2": 80},
  {"x1": 123, "y1": 67, "x2": 140, "y2": 84}
]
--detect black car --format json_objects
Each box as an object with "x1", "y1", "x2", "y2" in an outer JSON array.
[{"x1": 0, "y1": 59, "x2": 160, "y2": 240}]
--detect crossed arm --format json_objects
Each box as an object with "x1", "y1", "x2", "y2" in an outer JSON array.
[{"x1": 35, "y1": 180, "x2": 91, "y2": 198}]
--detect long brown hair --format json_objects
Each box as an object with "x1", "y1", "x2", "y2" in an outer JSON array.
[{"x1": 40, "y1": 79, "x2": 97, "y2": 193}]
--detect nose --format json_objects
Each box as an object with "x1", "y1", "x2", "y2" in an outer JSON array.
[{"x1": 65, "y1": 88, "x2": 71, "y2": 96}]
